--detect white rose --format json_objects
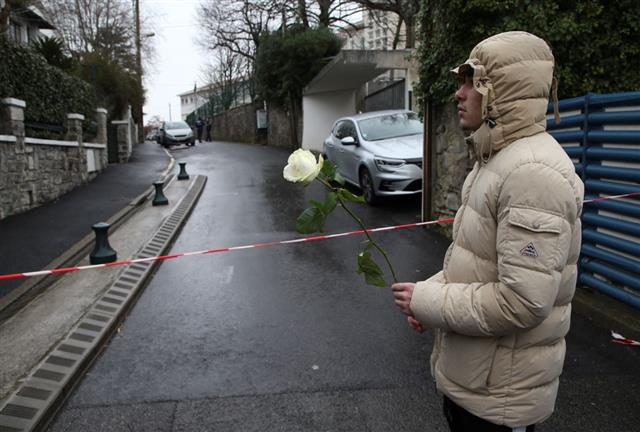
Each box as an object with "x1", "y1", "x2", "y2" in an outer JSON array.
[{"x1": 283, "y1": 149, "x2": 323, "y2": 185}]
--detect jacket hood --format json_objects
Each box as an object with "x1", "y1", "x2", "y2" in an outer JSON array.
[{"x1": 451, "y1": 31, "x2": 557, "y2": 163}]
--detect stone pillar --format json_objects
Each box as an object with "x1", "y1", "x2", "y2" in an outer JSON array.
[
  {"x1": 0, "y1": 98, "x2": 27, "y2": 219},
  {"x1": 95, "y1": 108, "x2": 109, "y2": 168},
  {"x1": 66, "y1": 113, "x2": 88, "y2": 182},
  {"x1": 1, "y1": 98, "x2": 26, "y2": 141},
  {"x1": 111, "y1": 120, "x2": 131, "y2": 163},
  {"x1": 95, "y1": 108, "x2": 108, "y2": 144}
]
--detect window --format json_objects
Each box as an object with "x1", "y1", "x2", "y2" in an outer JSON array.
[
  {"x1": 343, "y1": 121, "x2": 357, "y2": 139},
  {"x1": 9, "y1": 21, "x2": 20, "y2": 43},
  {"x1": 357, "y1": 112, "x2": 423, "y2": 141}
]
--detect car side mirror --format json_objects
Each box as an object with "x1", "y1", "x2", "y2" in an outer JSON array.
[
  {"x1": 159, "y1": 128, "x2": 164, "y2": 132},
  {"x1": 341, "y1": 136, "x2": 357, "y2": 146}
]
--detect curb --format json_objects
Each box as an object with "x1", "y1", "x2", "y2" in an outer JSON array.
[
  {"x1": 0, "y1": 151, "x2": 176, "y2": 324},
  {"x1": 0, "y1": 175, "x2": 207, "y2": 432}
]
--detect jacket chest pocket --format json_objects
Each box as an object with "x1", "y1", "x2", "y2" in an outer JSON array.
[{"x1": 500, "y1": 207, "x2": 565, "y2": 273}]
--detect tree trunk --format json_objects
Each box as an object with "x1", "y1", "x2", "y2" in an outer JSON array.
[
  {"x1": 297, "y1": 0, "x2": 309, "y2": 28},
  {"x1": 288, "y1": 94, "x2": 300, "y2": 149},
  {"x1": 404, "y1": 14, "x2": 415, "y2": 49},
  {"x1": 318, "y1": 0, "x2": 331, "y2": 27}
]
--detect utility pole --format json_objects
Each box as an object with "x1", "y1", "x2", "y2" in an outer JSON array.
[{"x1": 135, "y1": 0, "x2": 144, "y2": 144}]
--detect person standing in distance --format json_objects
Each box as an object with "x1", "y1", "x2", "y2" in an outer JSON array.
[
  {"x1": 392, "y1": 31, "x2": 584, "y2": 432},
  {"x1": 195, "y1": 117, "x2": 205, "y2": 145},
  {"x1": 206, "y1": 118, "x2": 212, "y2": 142}
]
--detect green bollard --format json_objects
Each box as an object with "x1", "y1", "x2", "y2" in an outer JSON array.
[
  {"x1": 177, "y1": 162, "x2": 189, "y2": 180},
  {"x1": 89, "y1": 222, "x2": 117, "y2": 264},
  {"x1": 152, "y1": 181, "x2": 169, "y2": 206}
]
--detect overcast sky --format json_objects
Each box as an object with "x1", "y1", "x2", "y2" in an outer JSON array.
[{"x1": 143, "y1": 0, "x2": 204, "y2": 123}]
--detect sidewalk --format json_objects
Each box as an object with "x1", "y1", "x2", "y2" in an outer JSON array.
[
  {"x1": 0, "y1": 144, "x2": 206, "y2": 430},
  {"x1": 0, "y1": 142, "x2": 172, "y2": 305}
]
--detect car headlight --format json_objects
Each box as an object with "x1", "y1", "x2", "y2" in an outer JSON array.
[
  {"x1": 186, "y1": 130, "x2": 193, "y2": 137},
  {"x1": 166, "y1": 133, "x2": 175, "y2": 139},
  {"x1": 374, "y1": 158, "x2": 405, "y2": 172}
]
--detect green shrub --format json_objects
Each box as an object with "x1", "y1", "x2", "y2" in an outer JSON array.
[
  {"x1": 256, "y1": 26, "x2": 343, "y2": 106},
  {"x1": 417, "y1": 0, "x2": 640, "y2": 104},
  {"x1": 75, "y1": 51, "x2": 142, "y2": 123},
  {"x1": 0, "y1": 35, "x2": 96, "y2": 138}
]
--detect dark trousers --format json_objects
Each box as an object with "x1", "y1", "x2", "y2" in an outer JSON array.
[
  {"x1": 196, "y1": 128, "x2": 203, "y2": 142},
  {"x1": 443, "y1": 396, "x2": 536, "y2": 432}
]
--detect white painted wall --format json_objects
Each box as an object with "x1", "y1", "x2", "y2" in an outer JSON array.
[{"x1": 302, "y1": 90, "x2": 356, "y2": 152}]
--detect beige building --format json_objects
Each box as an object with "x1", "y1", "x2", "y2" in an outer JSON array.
[{"x1": 338, "y1": 10, "x2": 407, "y2": 52}]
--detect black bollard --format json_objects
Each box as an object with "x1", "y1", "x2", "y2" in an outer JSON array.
[
  {"x1": 152, "y1": 181, "x2": 169, "y2": 206},
  {"x1": 177, "y1": 162, "x2": 189, "y2": 180},
  {"x1": 89, "y1": 222, "x2": 117, "y2": 264}
]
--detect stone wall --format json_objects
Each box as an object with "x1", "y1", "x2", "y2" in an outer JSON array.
[
  {"x1": 0, "y1": 98, "x2": 108, "y2": 220},
  {"x1": 429, "y1": 102, "x2": 474, "y2": 238},
  {"x1": 208, "y1": 102, "x2": 302, "y2": 149},
  {"x1": 267, "y1": 104, "x2": 302, "y2": 149},
  {"x1": 211, "y1": 102, "x2": 265, "y2": 145}
]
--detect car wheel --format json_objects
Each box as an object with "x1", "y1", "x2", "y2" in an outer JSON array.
[{"x1": 359, "y1": 167, "x2": 377, "y2": 205}]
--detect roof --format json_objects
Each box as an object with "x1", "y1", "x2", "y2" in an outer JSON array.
[
  {"x1": 303, "y1": 49, "x2": 417, "y2": 95},
  {"x1": 177, "y1": 83, "x2": 217, "y2": 97},
  {"x1": 12, "y1": 6, "x2": 55, "y2": 30}
]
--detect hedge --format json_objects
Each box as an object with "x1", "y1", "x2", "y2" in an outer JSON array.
[
  {"x1": 416, "y1": 0, "x2": 640, "y2": 105},
  {"x1": 0, "y1": 35, "x2": 97, "y2": 138}
]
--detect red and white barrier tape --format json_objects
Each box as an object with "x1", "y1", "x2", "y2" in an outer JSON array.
[
  {"x1": 0, "y1": 191, "x2": 637, "y2": 282},
  {"x1": 611, "y1": 331, "x2": 640, "y2": 346}
]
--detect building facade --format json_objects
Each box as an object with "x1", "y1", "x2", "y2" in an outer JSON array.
[
  {"x1": 3, "y1": 3, "x2": 55, "y2": 45},
  {"x1": 338, "y1": 10, "x2": 407, "y2": 52}
]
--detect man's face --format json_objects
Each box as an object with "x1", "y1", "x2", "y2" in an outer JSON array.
[{"x1": 455, "y1": 74, "x2": 483, "y2": 132}]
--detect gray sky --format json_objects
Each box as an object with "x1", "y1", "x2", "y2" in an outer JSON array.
[{"x1": 143, "y1": 0, "x2": 204, "y2": 123}]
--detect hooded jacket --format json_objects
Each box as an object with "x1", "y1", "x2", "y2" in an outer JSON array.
[{"x1": 410, "y1": 32, "x2": 584, "y2": 427}]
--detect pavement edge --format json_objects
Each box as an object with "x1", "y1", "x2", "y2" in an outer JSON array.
[
  {"x1": 0, "y1": 174, "x2": 205, "y2": 432},
  {"x1": 0, "y1": 151, "x2": 176, "y2": 324}
]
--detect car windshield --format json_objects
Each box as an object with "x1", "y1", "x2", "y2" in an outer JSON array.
[
  {"x1": 165, "y1": 121, "x2": 189, "y2": 130},
  {"x1": 357, "y1": 112, "x2": 423, "y2": 141}
]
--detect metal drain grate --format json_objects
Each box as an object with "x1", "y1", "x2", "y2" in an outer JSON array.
[{"x1": 0, "y1": 175, "x2": 207, "y2": 432}]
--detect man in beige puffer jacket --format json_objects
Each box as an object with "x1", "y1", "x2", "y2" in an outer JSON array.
[{"x1": 392, "y1": 32, "x2": 584, "y2": 431}]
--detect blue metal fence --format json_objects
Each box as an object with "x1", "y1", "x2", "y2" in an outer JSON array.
[{"x1": 547, "y1": 92, "x2": 640, "y2": 309}]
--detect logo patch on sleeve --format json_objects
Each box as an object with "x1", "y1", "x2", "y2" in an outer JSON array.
[{"x1": 520, "y1": 242, "x2": 538, "y2": 257}]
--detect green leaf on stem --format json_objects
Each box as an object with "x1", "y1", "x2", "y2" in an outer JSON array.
[
  {"x1": 296, "y1": 206, "x2": 326, "y2": 234},
  {"x1": 333, "y1": 172, "x2": 346, "y2": 186},
  {"x1": 337, "y1": 188, "x2": 365, "y2": 203},
  {"x1": 320, "y1": 159, "x2": 337, "y2": 179},
  {"x1": 323, "y1": 191, "x2": 338, "y2": 214},
  {"x1": 357, "y1": 250, "x2": 387, "y2": 287}
]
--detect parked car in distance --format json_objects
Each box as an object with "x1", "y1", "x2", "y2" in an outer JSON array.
[
  {"x1": 146, "y1": 129, "x2": 159, "y2": 141},
  {"x1": 157, "y1": 121, "x2": 194, "y2": 147},
  {"x1": 322, "y1": 110, "x2": 423, "y2": 204}
]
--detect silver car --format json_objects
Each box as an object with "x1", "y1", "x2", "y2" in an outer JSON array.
[
  {"x1": 323, "y1": 110, "x2": 423, "y2": 204},
  {"x1": 158, "y1": 121, "x2": 195, "y2": 147}
]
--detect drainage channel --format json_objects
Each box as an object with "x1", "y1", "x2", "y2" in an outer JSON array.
[{"x1": 0, "y1": 175, "x2": 207, "y2": 432}]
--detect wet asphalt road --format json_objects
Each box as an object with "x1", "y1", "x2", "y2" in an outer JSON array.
[{"x1": 48, "y1": 141, "x2": 640, "y2": 431}]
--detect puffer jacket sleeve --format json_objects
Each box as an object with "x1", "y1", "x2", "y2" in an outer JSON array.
[{"x1": 410, "y1": 161, "x2": 578, "y2": 336}]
